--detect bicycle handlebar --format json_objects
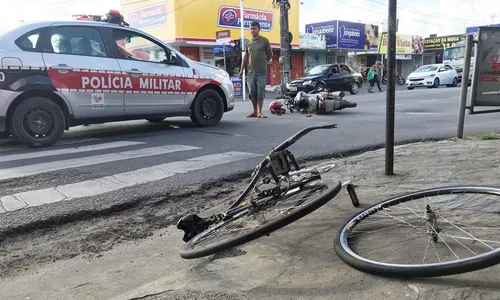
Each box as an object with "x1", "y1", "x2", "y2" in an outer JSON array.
[{"x1": 271, "y1": 124, "x2": 337, "y2": 154}]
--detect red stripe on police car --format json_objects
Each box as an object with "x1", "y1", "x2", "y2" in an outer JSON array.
[{"x1": 47, "y1": 68, "x2": 221, "y2": 93}]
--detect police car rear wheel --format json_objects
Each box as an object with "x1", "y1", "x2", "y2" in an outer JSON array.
[
  {"x1": 11, "y1": 97, "x2": 65, "y2": 148},
  {"x1": 190, "y1": 89, "x2": 224, "y2": 127}
]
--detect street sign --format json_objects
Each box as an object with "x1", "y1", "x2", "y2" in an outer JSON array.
[{"x1": 216, "y1": 30, "x2": 231, "y2": 44}]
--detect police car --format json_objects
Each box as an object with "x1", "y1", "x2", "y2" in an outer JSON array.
[{"x1": 0, "y1": 10, "x2": 235, "y2": 148}]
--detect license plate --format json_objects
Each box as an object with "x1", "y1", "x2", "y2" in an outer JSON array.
[{"x1": 288, "y1": 87, "x2": 297, "y2": 91}]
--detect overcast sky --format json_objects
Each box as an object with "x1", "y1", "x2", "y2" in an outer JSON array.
[{"x1": 1, "y1": 0, "x2": 498, "y2": 37}]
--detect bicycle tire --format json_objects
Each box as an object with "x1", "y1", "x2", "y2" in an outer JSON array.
[
  {"x1": 180, "y1": 179, "x2": 342, "y2": 259},
  {"x1": 334, "y1": 185, "x2": 500, "y2": 278}
]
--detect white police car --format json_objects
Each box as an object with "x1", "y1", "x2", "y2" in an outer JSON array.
[{"x1": 0, "y1": 10, "x2": 235, "y2": 148}]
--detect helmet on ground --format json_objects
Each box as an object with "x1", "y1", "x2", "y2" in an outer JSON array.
[{"x1": 269, "y1": 100, "x2": 286, "y2": 115}]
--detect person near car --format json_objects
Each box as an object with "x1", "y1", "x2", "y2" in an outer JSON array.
[
  {"x1": 239, "y1": 21, "x2": 272, "y2": 119},
  {"x1": 367, "y1": 66, "x2": 376, "y2": 93},
  {"x1": 374, "y1": 61, "x2": 384, "y2": 92}
]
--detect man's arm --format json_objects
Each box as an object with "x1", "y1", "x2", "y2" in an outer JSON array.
[{"x1": 265, "y1": 38, "x2": 272, "y2": 61}]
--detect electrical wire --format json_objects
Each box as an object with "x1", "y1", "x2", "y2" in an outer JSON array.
[
  {"x1": 328, "y1": 0, "x2": 469, "y2": 29},
  {"x1": 369, "y1": 0, "x2": 481, "y2": 25}
]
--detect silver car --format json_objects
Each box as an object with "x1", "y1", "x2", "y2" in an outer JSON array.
[{"x1": 0, "y1": 12, "x2": 235, "y2": 148}]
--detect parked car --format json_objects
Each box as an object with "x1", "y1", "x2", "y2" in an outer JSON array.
[
  {"x1": 0, "y1": 10, "x2": 235, "y2": 148},
  {"x1": 406, "y1": 63, "x2": 458, "y2": 90},
  {"x1": 285, "y1": 63, "x2": 363, "y2": 97}
]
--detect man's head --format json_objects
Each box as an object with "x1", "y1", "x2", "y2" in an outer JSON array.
[{"x1": 250, "y1": 21, "x2": 261, "y2": 37}]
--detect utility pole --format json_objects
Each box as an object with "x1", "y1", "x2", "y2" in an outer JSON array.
[
  {"x1": 385, "y1": 0, "x2": 397, "y2": 175},
  {"x1": 240, "y1": 0, "x2": 246, "y2": 101},
  {"x1": 278, "y1": 0, "x2": 291, "y2": 93}
]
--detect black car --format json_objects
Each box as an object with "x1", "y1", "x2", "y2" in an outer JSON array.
[{"x1": 285, "y1": 63, "x2": 363, "y2": 97}]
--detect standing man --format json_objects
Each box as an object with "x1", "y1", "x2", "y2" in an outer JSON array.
[
  {"x1": 239, "y1": 21, "x2": 272, "y2": 118},
  {"x1": 374, "y1": 60, "x2": 384, "y2": 92}
]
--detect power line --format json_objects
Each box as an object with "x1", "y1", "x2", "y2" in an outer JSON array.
[
  {"x1": 329, "y1": 0, "x2": 470, "y2": 30},
  {"x1": 369, "y1": 0, "x2": 478, "y2": 25}
]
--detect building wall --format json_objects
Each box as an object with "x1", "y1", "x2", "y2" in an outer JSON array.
[{"x1": 121, "y1": 0, "x2": 300, "y2": 48}]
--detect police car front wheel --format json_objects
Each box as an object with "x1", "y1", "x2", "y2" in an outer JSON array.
[
  {"x1": 190, "y1": 89, "x2": 224, "y2": 127},
  {"x1": 10, "y1": 97, "x2": 65, "y2": 148}
]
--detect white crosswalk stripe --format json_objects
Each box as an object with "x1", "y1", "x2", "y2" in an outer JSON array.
[{"x1": 0, "y1": 139, "x2": 261, "y2": 214}]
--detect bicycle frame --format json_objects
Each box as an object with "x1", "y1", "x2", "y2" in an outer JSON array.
[{"x1": 225, "y1": 124, "x2": 338, "y2": 213}]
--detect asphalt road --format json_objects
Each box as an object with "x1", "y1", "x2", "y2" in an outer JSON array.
[{"x1": 1, "y1": 83, "x2": 498, "y2": 230}]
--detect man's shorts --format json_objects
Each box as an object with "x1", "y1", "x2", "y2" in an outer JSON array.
[{"x1": 247, "y1": 72, "x2": 267, "y2": 100}]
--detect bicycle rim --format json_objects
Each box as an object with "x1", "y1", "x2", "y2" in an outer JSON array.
[
  {"x1": 180, "y1": 179, "x2": 342, "y2": 259},
  {"x1": 334, "y1": 186, "x2": 500, "y2": 278}
]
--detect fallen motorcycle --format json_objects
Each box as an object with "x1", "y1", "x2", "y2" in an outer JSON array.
[{"x1": 275, "y1": 86, "x2": 357, "y2": 114}]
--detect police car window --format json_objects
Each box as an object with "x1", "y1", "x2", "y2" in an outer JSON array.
[
  {"x1": 50, "y1": 26, "x2": 107, "y2": 57},
  {"x1": 15, "y1": 31, "x2": 41, "y2": 51},
  {"x1": 112, "y1": 29, "x2": 173, "y2": 64}
]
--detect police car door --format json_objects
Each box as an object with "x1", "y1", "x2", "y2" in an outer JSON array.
[
  {"x1": 42, "y1": 24, "x2": 125, "y2": 117},
  {"x1": 110, "y1": 28, "x2": 185, "y2": 114}
]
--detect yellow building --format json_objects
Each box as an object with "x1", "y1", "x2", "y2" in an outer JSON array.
[{"x1": 120, "y1": 0, "x2": 303, "y2": 85}]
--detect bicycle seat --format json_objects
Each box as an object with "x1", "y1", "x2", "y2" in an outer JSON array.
[{"x1": 177, "y1": 213, "x2": 209, "y2": 242}]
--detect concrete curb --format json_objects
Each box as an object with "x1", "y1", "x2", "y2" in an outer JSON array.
[{"x1": 0, "y1": 136, "x2": 452, "y2": 238}]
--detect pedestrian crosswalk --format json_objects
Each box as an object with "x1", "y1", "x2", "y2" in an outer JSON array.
[{"x1": 0, "y1": 138, "x2": 261, "y2": 214}]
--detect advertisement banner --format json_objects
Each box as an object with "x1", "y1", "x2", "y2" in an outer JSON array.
[
  {"x1": 127, "y1": 1, "x2": 168, "y2": 30},
  {"x1": 424, "y1": 35, "x2": 466, "y2": 52},
  {"x1": 305, "y1": 21, "x2": 337, "y2": 48},
  {"x1": 337, "y1": 21, "x2": 364, "y2": 49},
  {"x1": 121, "y1": 0, "x2": 175, "y2": 41},
  {"x1": 299, "y1": 33, "x2": 326, "y2": 49},
  {"x1": 470, "y1": 27, "x2": 500, "y2": 108},
  {"x1": 378, "y1": 33, "x2": 424, "y2": 54},
  {"x1": 217, "y1": 5, "x2": 274, "y2": 32},
  {"x1": 231, "y1": 76, "x2": 243, "y2": 96}
]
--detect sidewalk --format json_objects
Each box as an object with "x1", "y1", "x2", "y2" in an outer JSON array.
[{"x1": 3, "y1": 136, "x2": 500, "y2": 300}]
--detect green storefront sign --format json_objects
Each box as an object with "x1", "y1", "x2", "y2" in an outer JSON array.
[{"x1": 424, "y1": 34, "x2": 466, "y2": 52}]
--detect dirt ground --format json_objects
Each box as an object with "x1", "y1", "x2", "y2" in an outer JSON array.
[{"x1": 3, "y1": 138, "x2": 500, "y2": 300}]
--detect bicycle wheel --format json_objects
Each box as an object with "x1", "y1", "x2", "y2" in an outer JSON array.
[
  {"x1": 179, "y1": 178, "x2": 342, "y2": 259},
  {"x1": 334, "y1": 186, "x2": 500, "y2": 278}
]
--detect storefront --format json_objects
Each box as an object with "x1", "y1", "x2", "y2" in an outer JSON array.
[
  {"x1": 300, "y1": 32, "x2": 327, "y2": 73},
  {"x1": 377, "y1": 33, "x2": 425, "y2": 77},
  {"x1": 120, "y1": 0, "x2": 301, "y2": 86}
]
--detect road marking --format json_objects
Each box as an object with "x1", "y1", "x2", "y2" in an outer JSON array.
[
  {"x1": 0, "y1": 138, "x2": 102, "y2": 152},
  {"x1": 403, "y1": 112, "x2": 441, "y2": 115},
  {"x1": 0, "y1": 151, "x2": 261, "y2": 212},
  {"x1": 0, "y1": 145, "x2": 202, "y2": 181},
  {"x1": 381, "y1": 104, "x2": 403, "y2": 107},
  {"x1": 419, "y1": 99, "x2": 437, "y2": 103},
  {"x1": 0, "y1": 141, "x2": 145, "y2": 163}
]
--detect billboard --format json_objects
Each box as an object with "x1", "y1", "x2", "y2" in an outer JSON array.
[
  {"x1": 305, "y1": 21, "x2": 337, "y2": 48},
  {"x1": 337, "y1": 21, "x2": 379, "y2": 51},
  {"x1": 470, "y1": 27, "x2": 500, "y2": 108},
  {"x1": 378, "y1": 33, "x2": 424, "y2": 54},
  {"x1": 424, "y1": 34, "x2": 466, "y2": 52},
  {"x1": 299, "y1": 32, "x2": 326, "y2": 49},
  {"x1": 304, "y1": 20, "x2": 378, "y2": 50}
]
